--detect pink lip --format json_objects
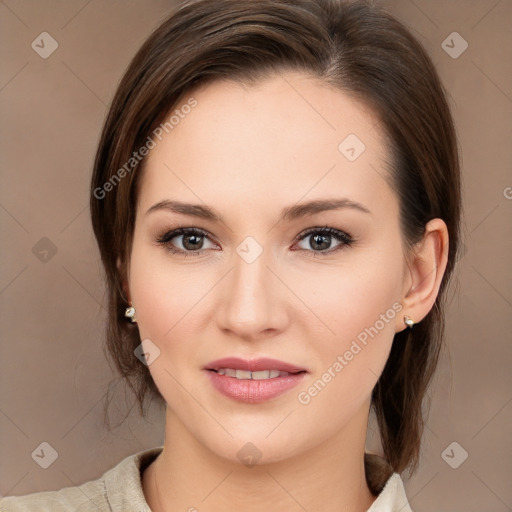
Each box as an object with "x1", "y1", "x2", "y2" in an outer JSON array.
[{"x1": 204, "y1": 357, "x2": 308, "y2": 404}]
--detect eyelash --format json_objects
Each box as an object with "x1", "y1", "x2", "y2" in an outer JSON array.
[{"x1": 155, "y1": 225, "x2": 355, "y2": 258}]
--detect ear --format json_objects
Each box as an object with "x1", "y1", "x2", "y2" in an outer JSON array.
[
  {"x1": 117, "y1": 256, "x2": 131, "y2": 303},
  {"x1": 396, "y1": 218, "x2": 449, "y2": 332}
]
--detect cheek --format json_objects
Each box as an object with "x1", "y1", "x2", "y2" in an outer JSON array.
[
  {"x1": 298, "y1": 249, "x2": 403, "y2": 345},
  {"x1": 128, "y1": 244, "x2": 210, "y2": 404},
  {"x1": 129, "y1": 245, "x2": 205, "y2": 342},
  {"x1": 293, "y1": 247, "x2": 404, "y2": 405}
]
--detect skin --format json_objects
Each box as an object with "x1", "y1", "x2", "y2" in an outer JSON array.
[{"x1": 122, "y1": 70, "x2": 449, "y2": 512}]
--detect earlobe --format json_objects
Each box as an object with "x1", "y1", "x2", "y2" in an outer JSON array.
[{"x1": 397, "y1": 218, "x2": 449, "y2": 332}]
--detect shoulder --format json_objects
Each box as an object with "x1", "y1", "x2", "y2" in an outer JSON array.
[
  {"x1": 0, "y1": 446, "x2": 163, "y2": 512},
  {"x1": 0, "y1": 478, "x2": 108, "y2": 512}
]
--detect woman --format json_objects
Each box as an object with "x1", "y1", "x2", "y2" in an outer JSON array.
[{"x1": 0, "y1": 0, "x2": 460, "y2": 510}]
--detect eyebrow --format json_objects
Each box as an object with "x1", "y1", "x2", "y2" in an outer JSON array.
[{"x1": 145, "y1": 198, "x2": 371, "y2": 222}]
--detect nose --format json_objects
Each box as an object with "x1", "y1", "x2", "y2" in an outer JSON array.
[{"x1": 215, "y1": 245, "x2": 289, "y2": 342}]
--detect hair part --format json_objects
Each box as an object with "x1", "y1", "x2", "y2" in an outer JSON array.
[{"x1": 90, "y1": 0, "x2": 460, "y2": 490}]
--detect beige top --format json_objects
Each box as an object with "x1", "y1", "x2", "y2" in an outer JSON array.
[{"x1": 0, "y1": 446, "x2": 413, "y2": 511}]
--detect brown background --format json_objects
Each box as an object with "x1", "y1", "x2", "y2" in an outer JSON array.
[{"x1": 1, "y1": 0, "x2": 511, "y2": 510}]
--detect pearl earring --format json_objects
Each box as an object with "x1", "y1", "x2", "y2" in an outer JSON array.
[
  {"x1": 125, "y1": 306, "x2": 137, "y2": 323},
  {"x1": 404, "y1": 315, "x2": 414, "y2": 329}
]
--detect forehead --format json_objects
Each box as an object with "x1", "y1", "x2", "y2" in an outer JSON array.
[{"x1": 138, "y1": 71, "x2": 396, "y2": 220}]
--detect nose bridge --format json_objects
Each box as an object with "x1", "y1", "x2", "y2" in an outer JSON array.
[{"x1": 217, "y1": 240, "x2": 285, "y2": 338}]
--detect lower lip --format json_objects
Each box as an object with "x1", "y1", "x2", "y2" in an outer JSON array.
[{"x1": 205, "y1": 370, "x2": 307, "y2": 403}]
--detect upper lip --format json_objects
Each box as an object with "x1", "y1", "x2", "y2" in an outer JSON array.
[{"x1": 205, "y1": 357, "x2": 308, "y2": 373}]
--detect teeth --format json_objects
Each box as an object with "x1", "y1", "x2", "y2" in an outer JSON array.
[
  {"x1": 215, "y1": 368, "x2": 291, "y2": 379},
  {"x1": 236, "y1": 370, "x2": 252, "y2": 379}
]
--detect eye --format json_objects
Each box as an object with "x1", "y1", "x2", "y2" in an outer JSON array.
[
  {"x1": 293, "y1": 226, "x2": 354, "y2": 257},
  {"x1": 155, "y1": 225, "x2": 355, "y2": 258},
  {"x1": 155, "y1": 227, "x2": 217, "y2": 256}
]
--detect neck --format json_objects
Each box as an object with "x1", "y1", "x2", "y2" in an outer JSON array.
[{"x1": 143, "y1": 405, "x2": 376, "y2": 512}]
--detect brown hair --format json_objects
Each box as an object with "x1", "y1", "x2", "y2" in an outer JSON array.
[{"x1": 90, "y1": 0, "x2": 460, "y2": 488}]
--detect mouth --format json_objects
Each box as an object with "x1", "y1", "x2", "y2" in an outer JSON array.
[
  {"x1": 205, "y1": 356, "x2": 308, "y2": 374},
  {"x1": 208, "y1": 368, "x2": 305, "y2": 380},
  {"x1": 204, "y1": 357, "x2": 308, "y2": 403}
]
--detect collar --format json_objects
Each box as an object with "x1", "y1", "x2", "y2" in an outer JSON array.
[{"x1": 104, "y1": 446, "x2": 412, "y2": 512}]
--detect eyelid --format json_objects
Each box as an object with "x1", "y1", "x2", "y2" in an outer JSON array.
[
  {"x1": 156, "y1": 226, "x2": 213, "y2": 244},
  {"x1": 294, "y1": 225, "x2": 353, "y2": 243}
]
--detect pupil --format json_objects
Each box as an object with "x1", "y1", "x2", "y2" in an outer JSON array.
[
  {"x1": 184, "y1": 234, "x2": 202, "y2": 250},
  {"x1": 312, "y1": 234, "x2": 329, "y2": 250}
]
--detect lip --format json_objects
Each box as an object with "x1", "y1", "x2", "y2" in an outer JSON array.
[
  {"x1": 204, "y1": 357, "x2": 308, "y2": 404},
  {"x1": 204, "y1": 357, "x2": 307, "y2": 373}
]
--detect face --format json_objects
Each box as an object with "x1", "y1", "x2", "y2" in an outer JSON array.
[{"x1": 126, "y1": 71, "x2": 410, "y2": 464}]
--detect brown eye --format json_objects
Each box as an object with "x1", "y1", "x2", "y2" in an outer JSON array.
[
  {"x1": 294, "y1": 227, "x2": 354, "y2": 256},
  {"x1": 156, "y1": 228, "x2": 216, "y2": 256}
]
